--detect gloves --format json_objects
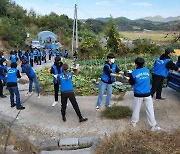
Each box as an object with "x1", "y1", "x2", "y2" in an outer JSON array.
[
  {"x1": 124, "y1": 70, "x2": 132, "y2": 77},
  {"x1": 74, "y1": 64, "x2": 80, "y2": 69},
  {"x1": 54, "y1": 74, "x2": 58, "y2": 79}
]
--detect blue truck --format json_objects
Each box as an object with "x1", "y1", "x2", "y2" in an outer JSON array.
[{"x1": 167, "y1": 71, "x2": 180, "y2": 92}]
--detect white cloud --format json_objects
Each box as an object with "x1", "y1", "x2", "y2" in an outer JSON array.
[{"x1": 132, "y1": 2, "x2": 152, "y2": 7}]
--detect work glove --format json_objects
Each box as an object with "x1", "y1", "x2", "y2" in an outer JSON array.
[{"x1": 54, "y1": 74, "x2": 58, "y2": 79}]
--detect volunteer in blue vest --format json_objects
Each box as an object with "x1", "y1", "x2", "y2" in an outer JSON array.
[
  {"x1": 63, "y1": 50, "x2": 68, "y2": 58},
  {"x1": 129, "y1": 57, "x2": 162, "y2": 131},
  {"x1": 29, "y1": 50, "x2": 34, "y2": 67},
  {"x1": 10, "y1": 51, "x2": 18, "y2": 63},
  {"x1": 50, "y1": 56, "x2": 63, "y2": 106},
  {"x1": 55, "y1": 49, "x2": 60, "y2": 57},
  {"x1": 0, "y1": 58, "x2": 7, "y2": 98},
  {"x1": 151, "y1": 47, "x2": 180, "y2": 100},
  {"x1": 58, "y1": 64, "x2": 88, "y2": 122},
  {"x1": 6, "y1": 62, "x2": 25, "y2": 110},
  {"x1": 96, "y1": 53, "x2": 124, "y2": 110},
  {"x1": 42, "y1": 48, "x2": 47, "y2": 63},
  {"x1": 21, "y1": 55, "x2": 41, "y2": 98},
  {"x1": 37, "y1": 49, "x2": 42, "y2": 65}
]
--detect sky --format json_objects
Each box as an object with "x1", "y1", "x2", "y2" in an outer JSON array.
[{"x1": 14, "y1": 0, "x2": 180, "y2": 20}]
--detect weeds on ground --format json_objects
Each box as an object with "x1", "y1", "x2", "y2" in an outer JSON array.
[
  {"x1": 94, "y1": 129, "x2": 180, "y2": 154},
  {"x1": 101, "y1": 105, "x2": 132, "y2": 119}
]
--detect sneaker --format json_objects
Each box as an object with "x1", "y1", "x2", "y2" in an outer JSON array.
[
  {"x1": 96, "y1": 106, "x2": 100, "y2": 110},
  {"x1": 105, "y1": 105, "x2": 111, "y2": 108},
  {"x1": 52, "y1": 101, "x2": 58, "y2": 107},
  {"x1": 156, "y1": 97, "x2": 166, "y2": 101},
  {"x1": 17, "y1": 106, "x2": 25, "y2": 110},
  {"x1": 62, "y1": 116, "x2": 66, "y2": 122},
  {"x1": 151, "y1": 125, "x2": 163, "y2": 132},
  {"x1": 25, "y1": 92, "x2": 33, "y2": 96},
  {"x1": 79, "y1": 117, "x2": 88, "y2": 123},
  {"x1": 0, "y1": 95, "x2": 7, "y2": 98},
  {"x1": 131, "y1": 121, "x2": 137, "y2": 127},
  {"x1": 11, "y1": 103, "x2": 16, "y2": 108},
  {"x1": 37, "y1": 94, "x2": 40, "y2": 98}
]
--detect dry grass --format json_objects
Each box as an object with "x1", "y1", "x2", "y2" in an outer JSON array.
[
  {"x1": 94, "y1": 129, "x2": 180, "y2": 154},
  {"x1": 174, "y1": 49, "x2": 180, "y2": 56}
]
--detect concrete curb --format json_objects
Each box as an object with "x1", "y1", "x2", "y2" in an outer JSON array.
[{"x1": 40, "y1": 136, "x2": 101, "y2": 154}]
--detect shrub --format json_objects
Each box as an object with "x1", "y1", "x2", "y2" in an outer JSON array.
[{"x1": 101, "y1": 105, "x2": 132, "y2": 119}]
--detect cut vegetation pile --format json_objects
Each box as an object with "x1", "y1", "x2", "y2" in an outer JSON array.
[{"x1": 95, "y1": 129, "x2": 180, "y2": 154}]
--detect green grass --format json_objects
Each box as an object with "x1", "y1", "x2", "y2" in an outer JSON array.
[{"x1": 101, "y1": 105, "x2": 132, "y2": 119}]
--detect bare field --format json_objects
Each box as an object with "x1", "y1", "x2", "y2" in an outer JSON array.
[
  {"x1": 175, "y1": 49, "x2": 180, "y2": 55},
  {"x1": 120, "y1": 31, "x2": 175, "y2": 41}
]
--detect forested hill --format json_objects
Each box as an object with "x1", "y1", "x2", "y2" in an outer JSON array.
[
  {"x1": 93, "y1": 17, "x2": 180, "y2": 31},
  {"x1": 0, "y1": 0, "x2": 179, "y2": 49}
]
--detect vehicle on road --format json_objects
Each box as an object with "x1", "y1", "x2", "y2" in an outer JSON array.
[
  {"x1": 30, "y1": 40, "x2": 41, "y2": 49},
  {"x1": 167, "y1": 71, "x2": 180, "y2": 92}
]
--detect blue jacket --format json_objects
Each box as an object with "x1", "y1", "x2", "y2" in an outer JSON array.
[
  {"x1": 101, "y1": 63, "x2": 117, "y2": 83},
  {"x1": 29, "y1": 52, "x2": 34, "y2": 59},
  {"x1": 52, "y1": 64, "x2": 62, "y2": 83},
  {"x1": 131, "y1": 67, "x2": 151, "y2": 97},
  {"x1": 0, "y1": 64, "x2": 7, "y2": 80},
  {"x1": 152, "y1": 57, "x2": 171, "y2": 77},
  {"x1": 10, "y1": 54, "x2": 17, "y2": 63},
  {"x1": 58, "y1": 72, "x2": 74, "y2": 92},
  {"x1": 21, "y1": 63, "x2": 35, "y2": 79}
]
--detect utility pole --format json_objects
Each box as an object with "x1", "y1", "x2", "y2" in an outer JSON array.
[{"x1": 71, "y1": 4, "x2": 78, "y2": 56}]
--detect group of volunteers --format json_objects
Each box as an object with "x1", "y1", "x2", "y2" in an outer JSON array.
[
  {"x1": 95, "y1": 46, "x2": 179, "y2": 131},
  {"x1": 0, "y1": 46, "x2": 180, "y2": 127},
  {"x1": 8, "y1": 48, "x2": 69, "y2": 68}
]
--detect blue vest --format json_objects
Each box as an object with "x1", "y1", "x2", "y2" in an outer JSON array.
[
  {"x1": 10, "y1": 55, "x2": 17, "y2": 63},
  {"x1": 52, "y1": 64, "x2": 62, "y2": 83},
  {"x1": 55, "y1": 51, "x2": 60, "y2": 57},
  {"x1": 6, "y1": 68, "x2": 18, "y2": 83},
  {"x1": 132, "y1": 67, "x2": 150, "y2": 95},
  {"x1": 29, "y1": 52, "x2": 34, "y2": 59},
  {"x1": 42, "y1": 51, "x2": 46, "y2": 57},
  {"x1": 101, "y1": 63, "x2": 116, "y2": 83},
  {"x1": 64, "y1": 51, "x2": 68, "y2": 57},
  {"x1": 58, "y1": 72, "x2": 74, "y2": 92},
  {"x1": 22, "y1": 63, "x2": 35, "y2": 78},
  {"x1": 152, "y1": 57, "x2": 171, "y2": 77},
  {"x1": 0, "y1": 65, "x2": 7, "y2": 80},
  {"x1": 34, "y1": 49, "x2": 38, "y2": 56},
  {"x1": 37, "y1": 51, "x2": 41, "y2": 57}
]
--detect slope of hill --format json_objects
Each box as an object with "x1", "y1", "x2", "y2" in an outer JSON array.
[{"x1": 142, "y1": 15, "x2": 180, "y2": 22}]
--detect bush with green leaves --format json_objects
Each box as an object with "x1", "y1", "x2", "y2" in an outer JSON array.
[{"x1": 131, "y1": 39, "x2": 162, "y2": 55}]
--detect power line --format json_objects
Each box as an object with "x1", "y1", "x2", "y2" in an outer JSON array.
[{"x1": 77, "y1": 7, "x2": 93, "y2": 19}]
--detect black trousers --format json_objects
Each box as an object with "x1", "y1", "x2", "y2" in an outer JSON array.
[
  {"x1": 151, "y1": 74, "x2": 165, "y2": 99},
  {"x1": 38, "y1": 57, "x2": 41, "y2": 65},
  {"x1": 54, "y1": 82, "x2": 59, "y2": 101},
  {"x1": 61, "y1": 91, "x2": 82, "y2": 119},
  {"x1": 0, "y1": 80, "x2": 3, "y2": 96},
  {"x1": 30, "y1": 59, "x2": 33, "y2": 67},
  {"x1": 49, "y1": 55, "x2": 51, "y2": 60}
]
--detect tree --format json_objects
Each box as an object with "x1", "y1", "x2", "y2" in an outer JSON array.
[
  {"x1": 105, "y1": 17, "x2": 127, "y2": 55},
  {"x1": 78, "y1": 30, "x2": 103, "y2": 59}
]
